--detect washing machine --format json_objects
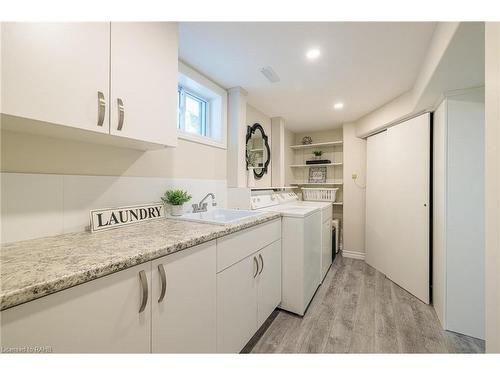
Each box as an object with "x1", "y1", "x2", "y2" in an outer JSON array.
[{"x1": 250, "y1": 192, "x2": 322, "y2": 316}]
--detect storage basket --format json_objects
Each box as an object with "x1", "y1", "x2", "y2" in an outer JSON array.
[{"x1": 301, "y1": 187, "x2": 338, "y2": 202}]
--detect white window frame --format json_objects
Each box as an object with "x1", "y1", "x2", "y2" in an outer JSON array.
[
  {"x1": 177, "y1": 61, "x2": 228, "y2": 149},
  {"x1": 177, "y1": 86, "x2": 208, "y2": 137}
]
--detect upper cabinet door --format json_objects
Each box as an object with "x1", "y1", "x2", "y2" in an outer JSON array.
[
  {"x1": 109, "y1": 22, "x2": 178, "y2": 147},
  {"x1": 1, "y1": 23, "x2": 110, "y2": 133}
]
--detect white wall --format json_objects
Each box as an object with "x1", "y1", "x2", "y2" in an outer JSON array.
[
  {"x1": 432, "y1": 99, "x2": 447, "y2": 327},
  {"x1": 1, "y1": 173, "x2": 227, "y2": 244},
  {"x1": 342, "y1": 123, "x2": 366, "y2": 254},
  {"x1": 227, "y1": 87, "x2": 248, "y2": 188},
  {"x1": 446, "y1": 92, "x2": 485, "y2": 339},
  {"x1": 283, "y1": 127, "x2": 295, "y2": 186},
  {"x1": 356, "y1": 22, "x2": 485, "y2": 138},
  {"x1": 485, "y1": 22, "x2": 500, "y2": 353},
  {"x1": 1, "y1": 125, "x2": 227, "y2": 243},
  {"x1": 270, "y1": 117, "x2": 283, "y2": 187},
  {"x1": 433, "y1": 90, "x2": 485, "y2": 339}
]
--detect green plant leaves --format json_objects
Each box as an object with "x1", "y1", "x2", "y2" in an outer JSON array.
[{"x1": 161, "y1": 190, "x2": 192, "y2": 206}]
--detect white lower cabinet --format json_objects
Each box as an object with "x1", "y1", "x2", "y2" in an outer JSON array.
[
  {"x1": 216, "y1": 236, "x2": 282, "y2": 353},
  {"x1": 0, "y1": 221, "x2": 281, "y2": 353},
  {"x1": 0, "y1": 263, "x2": 152, "y2": 353},
  {"x1": 257, "y1": 240, "x2": 282, "y2": 327},
  {"x1": 216, "y1": 252, "x2": 259, "y2": 353},
  {"x1": 151, "y1": 241, "x2": 216, "y2": 353}
]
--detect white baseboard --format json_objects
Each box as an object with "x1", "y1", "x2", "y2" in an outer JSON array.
[{"x1": 341, "y1": 250, "x2": 366, "y2": 260}]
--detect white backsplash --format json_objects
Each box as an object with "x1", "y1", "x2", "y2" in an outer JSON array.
[{"x1": 1, "y1": 172, "x2": 227, "y2": 244}]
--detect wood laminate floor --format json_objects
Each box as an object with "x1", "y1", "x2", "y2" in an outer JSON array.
[{"x1": 250, "y1": 255, "x2": 485, "y2": 353}]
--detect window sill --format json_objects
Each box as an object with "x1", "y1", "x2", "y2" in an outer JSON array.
[{"x1": 177, "y1": 130, "x2": 227, "y2": 150}]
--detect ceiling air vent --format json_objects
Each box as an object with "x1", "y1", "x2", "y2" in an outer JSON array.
[{"x1": 260, "y1": 66, "x2": 280, "y2": 83}]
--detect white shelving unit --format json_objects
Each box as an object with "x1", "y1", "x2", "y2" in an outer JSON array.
[
  {"x1": 289, "y1": 141, "x2": 343, "y2": 149},
  {"x1": 288, "y1": 134, "x2": 344, "y2": 251},
  {"x1": 289, "y1": 162, "x2": 343, "y2": 168},
  {"x1": 289, "y1": 139, "x2": 343, "y2": 191}
]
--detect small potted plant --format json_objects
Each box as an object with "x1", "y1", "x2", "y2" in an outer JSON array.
[
  {"x1": 161, "y1": 190, "x2": 192, "y2": 216},
  {"x1": 313, "y1": 150, "x2": 323, "y2": 160}
]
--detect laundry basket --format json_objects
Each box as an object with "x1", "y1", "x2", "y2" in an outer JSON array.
[{"x1": 301, "y1": 188, "x2": 339, "y2": 202}]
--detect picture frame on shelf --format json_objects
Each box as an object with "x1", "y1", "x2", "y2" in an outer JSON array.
[{"x1": 308, "y1": 166, "x2": 327, "y2": 183}]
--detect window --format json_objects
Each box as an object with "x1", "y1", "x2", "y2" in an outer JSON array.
[
  {"x1": 177, "y1": 87, "x2": 208, "y2": 137},
  {"x1": 177, "y1": 62, "x2": 227, "y2": 149}
]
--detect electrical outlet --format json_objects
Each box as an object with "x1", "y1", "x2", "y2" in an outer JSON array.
[{"x1": 352, "y1": 173, "x2": 358, "y2": 180}]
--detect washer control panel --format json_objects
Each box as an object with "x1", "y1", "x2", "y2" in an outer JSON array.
[{"x1": 251, "y1": 192, "x2": 299, "y2": 209}]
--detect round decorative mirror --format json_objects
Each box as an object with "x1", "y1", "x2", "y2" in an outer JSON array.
[{"x1": 246, "y1": 123, "x2": 271, "y2": 179}]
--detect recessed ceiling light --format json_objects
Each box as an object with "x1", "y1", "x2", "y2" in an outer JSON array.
[
  {"x1": 334, "y1": 102, "x2": 344, "y2": 110},
  {"x1": 306, "y1": 48, "x2": 321, "y2": 60}
]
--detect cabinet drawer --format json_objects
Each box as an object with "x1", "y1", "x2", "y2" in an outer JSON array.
[{"x1": 216, "y1": 219, "x2": 281, "y2": 272}]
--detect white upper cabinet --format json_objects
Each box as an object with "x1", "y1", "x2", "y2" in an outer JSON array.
[
  {"x1": 110, "y1": 23, "x2": 178, "y2": 147},
  {"x1": 1, "y1": 22, "x2": 178, "y2": 149},
  {"x1": 1, "y1": 23, "x2": 110, "y2": 134}
]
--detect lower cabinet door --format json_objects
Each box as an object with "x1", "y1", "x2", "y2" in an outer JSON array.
[
  {"x1": 217, "y1": 254, "x2": 258, "y2": 353},
  {"x1": 0, "y1": 263, "x2": 152, "y2": 353},
  {"x1": 321, "y1": 219, "x2": 333, "y2": 281},
  {"x1": 257, "y1": 240, "x2": 282, "y2": 327},
  {"x1": 151, "y1": 241, "x2": 216, "y2": 353}
]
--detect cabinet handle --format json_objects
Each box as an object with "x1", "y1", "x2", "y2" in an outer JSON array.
[
  {"x1": 97, "y1": 91, "x2": 106, "y2": 127},
  {"x1": 138, "y1": 270, "x2": 148, "y2": 313},
  {"x1": 157, "y1": 264, "x2": 167, "y2": 303},
  {"x1": 253, "y1": 256, "x2": 259, "y2": 278},
  {"x1": 258, "y1": 254, "x2": 264, "y2": 275},
  {"x1": 117, "y1": 98, "x2": 124, "y2": 131}
]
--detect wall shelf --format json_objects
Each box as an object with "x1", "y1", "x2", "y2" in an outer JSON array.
[
  {"x1": 289, "y1": 163, "x2": 343, "y2": 168},
  {"x1": 290, "y1": 141, "x2": 343, "y2": 149}
]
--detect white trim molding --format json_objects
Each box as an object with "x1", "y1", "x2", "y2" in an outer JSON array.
[
  {"x1": 341, "y1": 250, "x2": 366, "y2": 260},
  {"x1": 177, "y1": 61, "x2": 228, "y2": 149}
]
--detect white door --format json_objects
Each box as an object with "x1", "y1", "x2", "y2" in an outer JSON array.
[
  {"x1": 257, "y1": 240, "x2": 282, "y2": 327},
  {"x1": 217, "y1": 254, "x2": 258, "y2": 353},
  {"x1": 385, "y1": 114, "x2": 430, "y2": 303},
  {"x1": 321, "y1": 218, "x2": 333, "y2": 280},
  {"x1": 365, "y1": 114, "x2": 430, "y2": 303},
  {"x1": 1, "y1": 23, "x2": 110, "y2": 133},
  {"x1": 365, "y1": 131, "x2": 390, "y2": 275},
  {"x1": 0, "y1": 263, "x2": 151, "y2": 353},
  {"x1": 151, "y1": 241, "x2": 216, "y2": 353},
  {"x1": 109, "y1": 22, "x2": 178, "y2": 146}
]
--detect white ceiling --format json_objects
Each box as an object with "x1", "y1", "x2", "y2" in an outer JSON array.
[{"x1": 179, "y1": 22, "x2": 437, "y2": 132}]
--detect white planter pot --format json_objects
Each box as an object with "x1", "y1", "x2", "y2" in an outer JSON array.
[{"x1": 170, "y1": 204, "x2": 184, "y2": 216}]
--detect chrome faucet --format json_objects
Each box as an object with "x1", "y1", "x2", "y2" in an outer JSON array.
[{"x1": 192, "y1": 193, "x2": 217, "y2": 213}]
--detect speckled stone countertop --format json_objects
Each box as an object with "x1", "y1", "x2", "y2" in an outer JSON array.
[{"x1": 0, "y1": 212, "x2": 280, "y2": 310}]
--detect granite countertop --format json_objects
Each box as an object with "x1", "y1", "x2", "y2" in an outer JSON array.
[{"x1": 0, "y1": 212, "x2": 280, "y2": 310}]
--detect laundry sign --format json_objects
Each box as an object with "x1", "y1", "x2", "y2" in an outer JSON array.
[{"x1": 89, "y1": 203, "x2": 165, "y2": 233}]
